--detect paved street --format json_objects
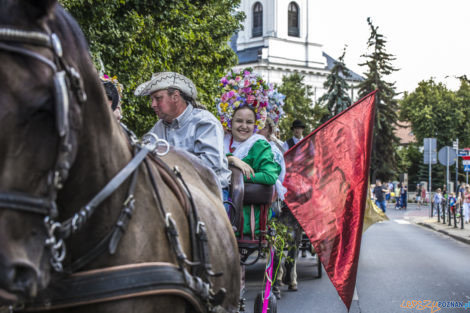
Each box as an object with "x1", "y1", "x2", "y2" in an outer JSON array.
[{"x1": 243, "y1": 202, "x2": 470, "y2": 313}]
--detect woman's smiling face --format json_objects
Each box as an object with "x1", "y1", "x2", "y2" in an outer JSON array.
[{"x1": 231, "y1": 107, "x2": 255, "y2": 142}]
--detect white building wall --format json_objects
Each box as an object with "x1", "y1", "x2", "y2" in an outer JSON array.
[{"x1": 235, "y1": 0, "x2": 362, "y2": 103}]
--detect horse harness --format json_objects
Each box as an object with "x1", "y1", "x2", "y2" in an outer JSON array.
[{"x1": 0, "y1": 27, "x2": 224, "y2": 312}]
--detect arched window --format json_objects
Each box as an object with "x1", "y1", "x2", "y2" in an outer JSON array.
[
  {"x1": 288, "y1": 2, "x2": 299, "y2": 37},
  {"x1": 252, "y1": 2, "x2": 263, "y2": 37}
]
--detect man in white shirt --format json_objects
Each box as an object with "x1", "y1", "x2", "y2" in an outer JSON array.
[
  {"x1": 134, "y1": 72, "x2": 231, "y2": 189},
  {"x1": 283, "y1": 119, "x2": 306, "y2": 151}
]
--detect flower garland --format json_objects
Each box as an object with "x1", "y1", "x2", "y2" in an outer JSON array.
[
  {"x1": 267, "y1": 87, "x2": 285, "y2": 125},
  {"x1": 217, "y1": 68, "x2": 271, "y2": 133},
  {"x1": 100, "y1": 74, "x2": 123, "y2": 100}
]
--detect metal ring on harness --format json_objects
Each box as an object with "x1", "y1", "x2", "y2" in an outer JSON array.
[{"x1": 141, "y1": 132, "x2": 170, "y2": 156}]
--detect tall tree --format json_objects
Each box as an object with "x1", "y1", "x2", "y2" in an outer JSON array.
[
  {"x1": 455, "y1": 76, "x2": 470, "y2": 148},
  {"x1": 318, "y1": 47, "x2": 352, "y2": 123},
  {"x1": 60, "y1": 0, "x2": 244, "y2": 135},
  {"x1": 358, "y1": 17, "x2": 400, "y2": 181},
  {"x1": 277, "y1": 73, "x2": 328, "y2": 140},
  {"x1": 400, "y1": 79, "x2": 462, "y2": 147}
]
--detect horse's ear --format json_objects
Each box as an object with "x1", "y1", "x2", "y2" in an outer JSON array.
[{"x1": 20, "y1": 0, "x2": 57, "y2": 21}]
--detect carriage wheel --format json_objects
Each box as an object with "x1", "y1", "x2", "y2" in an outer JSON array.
[
  {"x1": 254, "y1": 291, "x2": 277, "y2": 313},
  {"x1": 312, "y1": 250, "x2": 322, "y2": 279}
]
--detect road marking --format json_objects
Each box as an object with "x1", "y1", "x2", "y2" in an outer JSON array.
[
  {"x1": 353, "y1": 287, "x2": 358, "y2": 300},
  {"x1": 394, "y1": 219, "x2": 411, "y2": 224}
]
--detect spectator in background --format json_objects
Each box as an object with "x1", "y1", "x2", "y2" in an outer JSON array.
[
  {"x1": 421, "y1": 185, "x2": 427, "y2": 205},
  {"x1": 373, "y1": 180, "x2": 388, "y2": 213},
  {"x1": 449, "y1": 192, "x2": 457, "y2": 216},
  {"x1": 395, "y1": 183, "x2": 402, "y2": 210},
  {"x1": 385, "y1": 181, "x2": 391, "y2": 203},
  {"x1": 433, "y1": 188, "x2": 443, "y2": 216},
  {"x1": 283, "y1": 119, "x2": 306, "y2": 151},
  {"x1": 416, "y1": 184, "x2": 423, "y2": 209},
  {"x1": 401, "y1": 184, "x2": 408, "y2": 210},
  {"x1": 463, "y1": 185, "x2": 470, "y2": 224}
]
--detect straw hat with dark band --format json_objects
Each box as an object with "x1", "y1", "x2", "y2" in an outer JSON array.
[{"x1": 134, "y1": 72, "x2": 197, "y2": 101}]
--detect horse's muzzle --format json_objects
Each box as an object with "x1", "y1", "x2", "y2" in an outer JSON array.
[{"x1": 0, "y1": 262, "x2": 39, "y2": 302}]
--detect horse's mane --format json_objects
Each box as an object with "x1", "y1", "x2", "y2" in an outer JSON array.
[{"x1": 54, "y1": 5, "x2": 90, "y2": 55}]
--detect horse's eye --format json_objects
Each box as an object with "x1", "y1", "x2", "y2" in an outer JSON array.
[{"x1": 31, "y1": 98, "x2": 54, "y2": 120}]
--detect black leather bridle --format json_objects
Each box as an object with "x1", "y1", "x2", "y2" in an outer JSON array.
[{"x1": 0, "y1": 26, "x2": 88, "y2": 271}]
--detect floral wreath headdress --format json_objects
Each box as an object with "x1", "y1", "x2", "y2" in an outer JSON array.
[
  {"x1": 100, "y1": 74, "x2": 124, "y2": 110},
  {"x1": 216, "y1": 68, "x2": 271, "y2": 133},
  {"x1": 267, "y1": 86, "x2": 285, "y2": 125}
]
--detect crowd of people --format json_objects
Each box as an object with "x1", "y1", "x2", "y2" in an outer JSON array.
[
  {"x1": 432, "y1": 184, "x2": 470, "y2": 224},
  {"x1": 372, "y1": 180, "x2": 409, "y2": 212}
]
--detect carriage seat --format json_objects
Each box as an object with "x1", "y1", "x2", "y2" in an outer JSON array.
[{"x1": 228, "y1": 165, "x2": 274, "y2": 241}]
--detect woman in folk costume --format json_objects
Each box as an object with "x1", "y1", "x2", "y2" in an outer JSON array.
[
  {"x1": 100, "y1": 74, "x2": 124, "y2": 121},
  {"x1": 217, "y1": 68, "x2": 281, "y2": 237}
]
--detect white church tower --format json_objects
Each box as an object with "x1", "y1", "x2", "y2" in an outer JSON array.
[{"x1": 231, "y1": 0, "x2": 362, "y2": 102}]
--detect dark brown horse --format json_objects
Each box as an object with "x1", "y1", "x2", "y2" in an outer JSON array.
[{"x1": 0, "y1": 1, "x2": 239, "y2": 312}]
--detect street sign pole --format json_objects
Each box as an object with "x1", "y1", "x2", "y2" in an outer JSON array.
[
  {"x1": 447, "y1": 147, "x2": 450, "y2": 192},
  {"x1": 454, "y1": 139, "x2": 459, "y2": 192},
  {"x1": 429, "y1": 146, "x2": 432, "y2": 200}
]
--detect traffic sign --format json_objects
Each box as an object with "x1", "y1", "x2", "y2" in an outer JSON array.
[
  {"x1": 464, "y1": 165, "x2": 470, "y2": 172},
  {"x1": 423, "y1": 138, "x2": 437, "y2": 164},
  {"x1": 463, "y1": 160, "x2": 470, "y2": 166},
  {"x1": 438, "y1": 146, "x2": 457, "y2": 166},
  {"x1": 458, "y1": 149, "x2": 470, "y2": 157}
]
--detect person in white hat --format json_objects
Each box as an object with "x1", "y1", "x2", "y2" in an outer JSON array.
[{"x1": 135, "y1": 72, "x2": 231, "y2": 190}]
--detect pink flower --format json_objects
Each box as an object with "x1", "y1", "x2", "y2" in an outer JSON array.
[
  {"x1": 244, "y1": 79, "x2": 250, "y2": 87},
  {"x1": 221, "y1": 77, "x2": 228, "y2": 84},
  {"x1": 246, "y1": 95, "x2": 255, "y2": 104},
  {"x1": 221, "y1": 93, "x2": 228, "y2": 102},
  {"x1": 235, "y1": 76, "x2": 241, "y2": 82}
]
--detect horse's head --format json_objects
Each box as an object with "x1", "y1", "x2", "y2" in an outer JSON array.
[{"x1": 0, "y1": 0, "x2": 99, "y2": 304}]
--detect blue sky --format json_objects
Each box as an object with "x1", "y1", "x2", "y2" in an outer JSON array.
[{"x1": 312, "y1": 0, "x2": 470, "y2": 95}]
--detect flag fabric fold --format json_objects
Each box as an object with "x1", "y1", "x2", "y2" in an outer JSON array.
[
  {"x1": 363, "y1": 183, "x2": 389, "y2": 233},
  {"x1": 283, "y1": 91, "x2": 376, "y2": 309}
]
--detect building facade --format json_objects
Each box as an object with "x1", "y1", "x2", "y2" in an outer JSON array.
[{"x1": 231, "y1": 0, "x2": 363, "y2": 102}]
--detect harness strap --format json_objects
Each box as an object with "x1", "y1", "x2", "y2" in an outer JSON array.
[
  {"x1": 63, "y1": 164, "x2": 140, "y2": 273},
  {"x1": 173, "y1": 166, "x2": 222, "y2": 279},
  {"x1": 0, "y1": 192, "x2": 52, "y2": 215},
  {"x1": 20, "y1": 263, "x2": 207, "y2": 313},
  {"x1": 57, "y1": 144, "x2": 152, "y2": 239}
]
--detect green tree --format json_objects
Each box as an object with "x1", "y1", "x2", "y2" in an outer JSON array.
[
  {"x1": 318, "y1": 47, "x2": 352, "y2": 123},
  {"x1": 400, "y1": 79, "x2": 462, "y2": 147},
  {"x1": 277, "y1": 73, "x2": 327, "y2": 140},
  {"x1": 60, "y1": 0, "x2": 245, "y2": 135},
  {"x1": 455, "y1": 76, "x2": 470, "y2": 148},
  {"x1": 358, "y1": 18, "x2": 400, "y2": 181}
]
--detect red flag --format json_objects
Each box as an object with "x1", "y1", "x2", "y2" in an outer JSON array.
[{"x1": 283, "y1": 91, "x2": 376, "y2": 309}]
